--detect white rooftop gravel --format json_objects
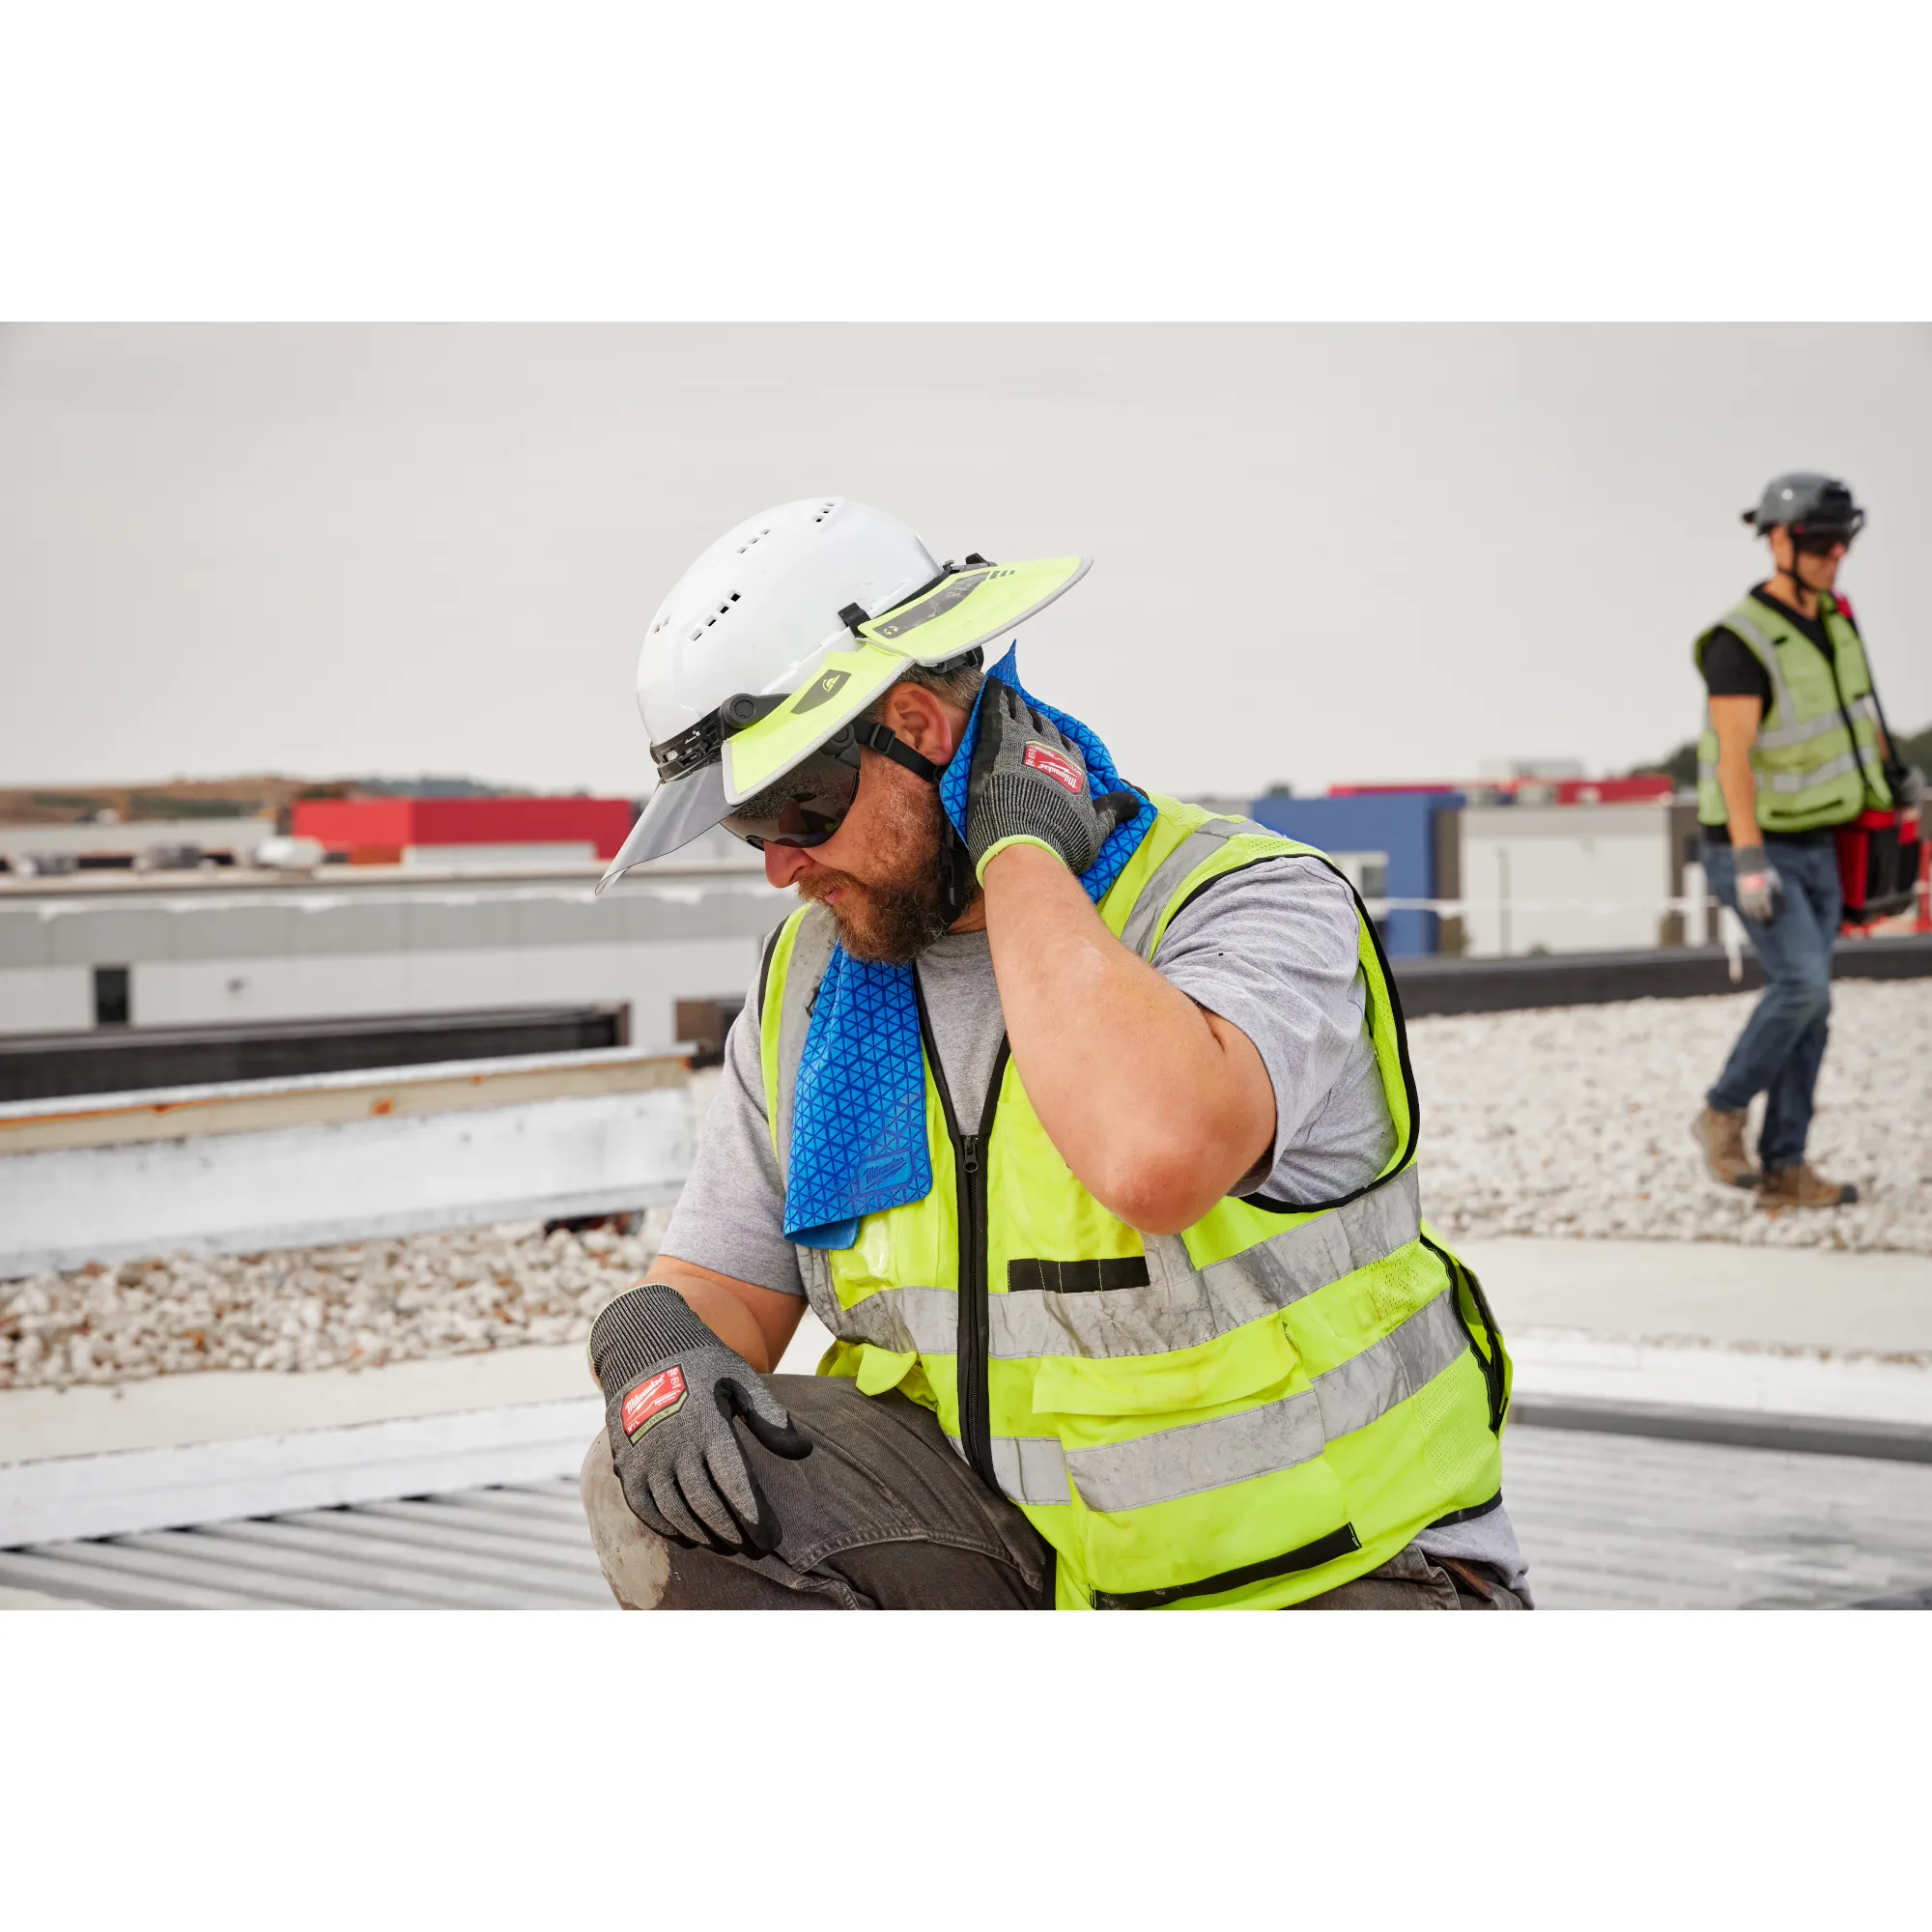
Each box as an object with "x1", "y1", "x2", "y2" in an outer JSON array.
[
  {"x1": 1, "y1": 1214, "x2": 668, "y2": 1393},
  {"x1": 1408, "y1": 979, "x2": 1932, "y2": 1256}
]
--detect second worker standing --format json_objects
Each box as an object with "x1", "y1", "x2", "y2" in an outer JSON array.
[{"x1": 1690, "y1": 471, "x2": 1921, "y2": 1208}]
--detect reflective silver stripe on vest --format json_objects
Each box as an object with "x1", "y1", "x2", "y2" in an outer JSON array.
[
  {"x1": 1725, "y1": 610, "x2": 1800, "y2": 724},
  {"x1": 1117, "y1": 818, "x2": 1270, "y2": 961},
  {"x1": 986, "y1": 1433, "x2": 1072, "y2": 1507},
  {"x1": 834, "y1": 1285, "x2": 960, "y2": 1356},
  {"x1": 822, "y1": 1169, "x2": 1423, "y2": 1365},
  {"x1": 934, "y1": 1431, "x2": 1072, "y2": 1508},
  {"x1": 772, "y1": 903, "x2": 838, "y2": 1186},
  {"x1": 1064, "y1": 1289, "x2": 1469, "y2": 1514},
  {"x1": 1308, "y1": 1287, "x2": 1468, "y2": 1441},
  {"x1": 1726, "y1": 607, "x2": 1881, "y2": 782},
  {"x1": 990, "y1": 1168, "x2": 1422, "y2": 1360},
  {"x1": 1756, "y1": 709, "x2": 1851, "y2": 751},
  {"x1": 1766, "y1": 750, "x2": 1861, "y2": 793}
]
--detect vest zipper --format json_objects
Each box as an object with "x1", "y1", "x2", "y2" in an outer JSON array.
[
  {"x1": 956, "y1": 1128, "x2": 994, "y2": 1487},
  {"x1": 913, "y1": 967, "x2": 1006, "y2": 1494}
]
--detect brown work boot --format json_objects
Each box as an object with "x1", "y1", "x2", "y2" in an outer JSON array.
[
  {"x1": 1760, "y1": 1163, "x2": 1859, "y2": 1210},
  {"x1": 1690, "y1": 1105, "x2": 1759, "y2": 1189}
]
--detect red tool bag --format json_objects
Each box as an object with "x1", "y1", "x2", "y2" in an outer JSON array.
[
  {"x1": 1832, "y1": 657, "x2": 1924, "y2": 927},
  {"x1": 1835, "y1": 805, "x2": 1923, "y2": 924}
]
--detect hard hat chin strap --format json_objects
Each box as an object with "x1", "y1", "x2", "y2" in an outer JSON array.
[
  {"x1": 938, "y1": 817, "x2": 975, "y2": 924},
  {"x1": 840, "y1": 716, "x2": 975, "y2": 924}
]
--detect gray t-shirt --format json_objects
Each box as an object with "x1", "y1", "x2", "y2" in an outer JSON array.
[{"x1": 662, "y1": 852, "x2": 1529, "y2": 1598}]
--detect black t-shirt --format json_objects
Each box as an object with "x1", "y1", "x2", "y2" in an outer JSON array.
[
  {"x1": 1698, "y1": 584, "x2": 1851, "y2": 848},
  {"x1": 1700, "y1": 583, "x2": 1844, "y2": 711}
]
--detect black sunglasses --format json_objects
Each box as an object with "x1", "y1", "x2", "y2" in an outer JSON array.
[
  {"x1": 721, "y1": 750, "x2": 863, "y2": 852},
  {"x1": 1792, "y1": 528, "x2": 1856, "y2": 556}
]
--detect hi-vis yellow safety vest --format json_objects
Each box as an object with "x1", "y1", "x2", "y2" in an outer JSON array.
[
  {"x1": 1695, "y1": 591, "x2": 1893, "y2": 834},
  {"x1": 759, "y1": 797, "x2": 1511, "y2": 1609}
]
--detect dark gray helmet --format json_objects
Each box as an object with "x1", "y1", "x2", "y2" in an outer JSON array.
[{"x1": 1743, "y1": 471, "x2": 1865, "y2": 537}]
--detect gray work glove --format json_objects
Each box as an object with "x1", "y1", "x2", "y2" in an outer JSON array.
[
  {"x1": 1896, "y1": 764, "x2": 1926, "y2": 809},
  {"x1": 589, "y1": 1284, "x2": 810, "y2": 1557},
  {"x1": 1732, "y1": 843, "x2": 1783, "y2": 925},
  {"x1": 965, "y1": 683, "x2": 1140, "y2": 884}
]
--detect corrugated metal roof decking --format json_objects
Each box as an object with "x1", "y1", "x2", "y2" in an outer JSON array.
[
  {"x1": 0, "y1": 1477, "x2": 616, "y2": 1610},
  {"x1": 8, "y1": 1431, "x2": 1932, "y2": 1610},
  {"x1": 1501, "y1": 1427, "x2": 1932, "y2": 1609}
]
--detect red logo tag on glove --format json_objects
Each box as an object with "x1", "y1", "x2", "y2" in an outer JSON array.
[
  {"x1": 622, "y1": 1365, "x2": 689, "y2": 1441},
  {"x1": 1023, "y1": 742, "x2": 1084, "y2": 793}
]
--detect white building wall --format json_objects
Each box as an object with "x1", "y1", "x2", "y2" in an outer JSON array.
[
  {"x1": 1459, "y1": 804, "x2": 1674, "y2": 956},
  {"x1": 127, "y1": 937, "x2": 761, "y2": 1047}
]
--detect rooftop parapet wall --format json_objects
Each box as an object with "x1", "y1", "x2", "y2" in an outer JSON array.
[{"x1": 0, "y1": 1047, "x2": 696, "y2": 1277}]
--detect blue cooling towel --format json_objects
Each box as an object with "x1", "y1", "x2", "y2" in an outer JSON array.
[{"x1": 783, "y1": 644, "x2": 1155, "y2": 1249}]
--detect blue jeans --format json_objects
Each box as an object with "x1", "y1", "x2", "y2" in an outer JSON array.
[{"x1": 1703, "y1": 837, "x2": 1841, "y2": 1171}]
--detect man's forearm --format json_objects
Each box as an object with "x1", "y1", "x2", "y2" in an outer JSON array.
[
  {"x1": 595, "y1": 1256, "x2": 802, "y2": 1376},
  {"x1": 980, "y1": 843, "x2": 1273, "y2": 1232},
  {"x1": 1709, "y1": 697, "x2": 1763, "y2": 852},
  {"x1": 1720, "y1": 753, "x2": 1760, "y2": 851}
]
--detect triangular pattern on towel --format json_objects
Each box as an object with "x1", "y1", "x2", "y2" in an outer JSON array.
[{"x1": 783, "y1": 644, "x2": 1152, "y2": 1248}]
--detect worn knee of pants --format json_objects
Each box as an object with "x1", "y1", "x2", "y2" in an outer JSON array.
[{"x1": 581, "y1": 1374, "x2": 1051, "y2": 1609}]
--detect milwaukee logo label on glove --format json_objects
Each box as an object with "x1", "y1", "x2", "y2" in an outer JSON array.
[
  {"x1": 622, "y1": 1365, "x2": 689, "y2": 1441},
  {"x1": 1022, "y1": 742, "x2": 1084, "y2": 793}
]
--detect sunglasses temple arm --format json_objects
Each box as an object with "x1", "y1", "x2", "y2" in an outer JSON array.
[{"x1": 844, "y1": 719, "x2": 947, "y2": 784}]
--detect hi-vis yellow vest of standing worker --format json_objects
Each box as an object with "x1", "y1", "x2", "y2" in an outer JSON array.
[
  {"x1": 1695, "y1": 591, "x2": 1893, "y2": 834},
  {"x1": 759, "y1": 795, "x2": 1511, "y2": 1610}
]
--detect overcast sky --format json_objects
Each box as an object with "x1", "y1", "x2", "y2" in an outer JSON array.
[{"x1": 3, "y1": 324, "x2": 1927, "y2": 804}]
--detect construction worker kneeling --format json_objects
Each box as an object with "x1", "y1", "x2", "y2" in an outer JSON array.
[{"x1": 579, "y1": 498, "x2": 1527, "y2": 1610}]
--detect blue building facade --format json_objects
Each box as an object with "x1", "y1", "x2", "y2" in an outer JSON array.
[{"x1": 1247, "y1": 791, "x2": 1463, "y2": 957}]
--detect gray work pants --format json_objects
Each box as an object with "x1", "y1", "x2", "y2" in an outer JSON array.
[{"x1": 581, "y1": 1373, "x2": 1525, "y2": 1610}]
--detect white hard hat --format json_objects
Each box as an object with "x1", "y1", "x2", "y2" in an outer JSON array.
[{"x1": 599, "y1": 497, "x2": 1091, "y2": 890}]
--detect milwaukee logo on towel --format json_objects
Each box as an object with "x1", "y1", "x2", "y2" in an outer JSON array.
[
  {"x1": 1023, "y1": 742, "x2": 1084, "y2": 793},
  {"x1": 622, "y1": 1365, "x2": 689, "y2": 1440}
]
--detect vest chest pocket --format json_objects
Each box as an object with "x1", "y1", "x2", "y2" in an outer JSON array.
[{"x1": 1027, "y1": 1309, "x2": 1299, "y2": 1423}]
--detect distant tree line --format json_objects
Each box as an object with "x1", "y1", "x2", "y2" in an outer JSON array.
[{"x1": 1632, "y1": 719, "x2": 1930, "y2": 788}]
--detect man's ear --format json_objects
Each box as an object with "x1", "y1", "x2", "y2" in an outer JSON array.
[{"x1": 880, "y1": 682, "x2": 968, "y2": 764}]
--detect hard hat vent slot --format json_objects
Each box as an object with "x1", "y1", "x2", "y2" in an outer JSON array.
[
  {"x1": 811, "y1": 500, "x2": 836, "y2": 522},
  {"x1": 736, "y1": 528, "x2": 772, "y2": 554}
]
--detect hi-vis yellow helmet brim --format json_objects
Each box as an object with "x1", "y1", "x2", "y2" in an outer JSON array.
[
  {"x1": 722, "y1": 555, "x2": 1091, "y2": 803},
  {"x1": 599, "y1": 504, "x2": 1092, "y2": 895}
]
